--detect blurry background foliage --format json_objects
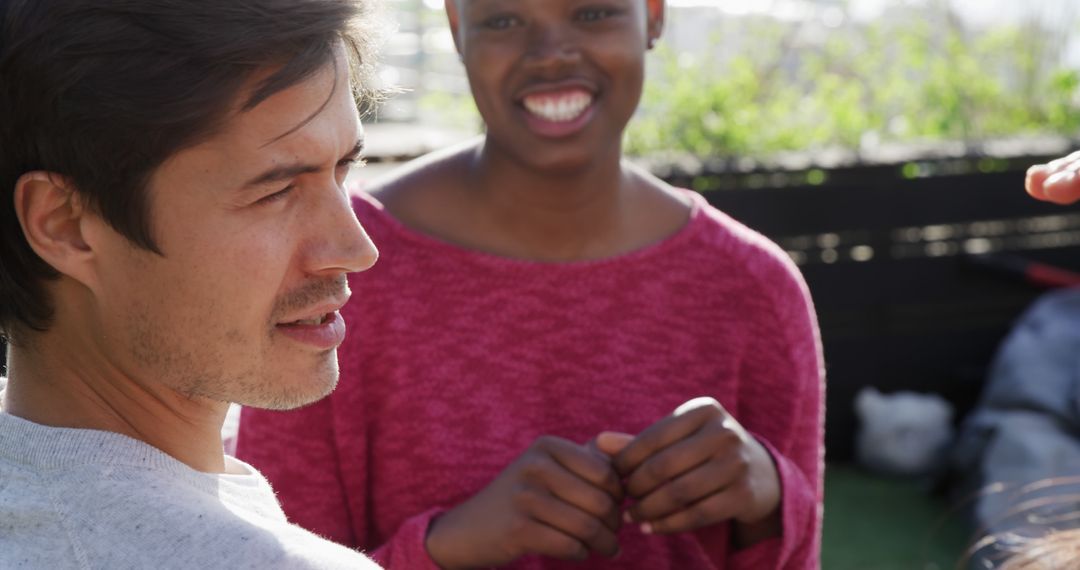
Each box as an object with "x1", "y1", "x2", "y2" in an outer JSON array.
[
  {"x1": 627, "y1": 6, "x2": 1080, "y2": 157},
  {"x1": 401, "y1": 0, "x2": 1080, "y2": 160}
]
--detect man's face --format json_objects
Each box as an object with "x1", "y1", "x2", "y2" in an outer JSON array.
[{"x1": 89, "y1": 52, "x2": 377, "y2": 410}]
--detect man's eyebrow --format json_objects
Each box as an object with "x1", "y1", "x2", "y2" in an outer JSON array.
[{"x1": 242, "y1": 138, "x2": 365, "y2": 189}]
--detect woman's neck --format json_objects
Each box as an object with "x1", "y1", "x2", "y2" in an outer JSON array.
[
  {"x1": 375, "y1": 138, "x2": 692, "y2": 263},
  {"x1": 461, "y1": 140, "x2": 641, "y2": 261}
]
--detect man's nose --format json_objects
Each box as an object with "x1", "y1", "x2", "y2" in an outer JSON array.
[{"x1": 307, "y1": 183, "x2": 379, "y2": 276}]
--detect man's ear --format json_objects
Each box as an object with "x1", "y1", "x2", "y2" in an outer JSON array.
[
  {"x1": 14, "y1": 172, "x2": 98, "y2": 288},
  {"x1": 444, "y1": 0, "x2": 464, "y2": 57},
  {"x1": 646, "y1": 0, "x2": 665, "y2": 49}
]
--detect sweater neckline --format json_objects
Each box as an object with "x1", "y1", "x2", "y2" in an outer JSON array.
[
  {"x1": 364, "y1": 188, "x2": 710, "y2": 271},
  {"x1": 0, "y1": 384, "x2": 257, "y2": 482}
]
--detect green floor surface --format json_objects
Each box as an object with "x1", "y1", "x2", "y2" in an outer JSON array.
[{"x1": 823, "y1": 464, "x2": 972, "y2": 570}]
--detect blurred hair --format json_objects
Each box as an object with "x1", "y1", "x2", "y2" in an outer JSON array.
[
  {"x1": 0, "y1": 0, "x2": 384, "y2": 338},
  {"x1": 998, "y1": 528, "x2": 1080, "y2": 570},
  {"x1": 965, "y1": 477, "x2": 1080, "y2": 569}
]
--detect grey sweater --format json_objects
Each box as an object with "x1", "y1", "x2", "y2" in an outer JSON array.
[{"x1": 0, "y1": 380, "x2": 380, "y2": 569}]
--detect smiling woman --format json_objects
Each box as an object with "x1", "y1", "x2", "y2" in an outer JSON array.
[{"x1": 238, "y1": 1, "x2": 826, "y2": 569}]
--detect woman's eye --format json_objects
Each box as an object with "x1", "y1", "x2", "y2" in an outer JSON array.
[
  {"x1": 576, "y1": 7, "x2": 619, "y2": 22},
  {"x1": 482, "y1": 14, "x2": 520, "y2": 30}
]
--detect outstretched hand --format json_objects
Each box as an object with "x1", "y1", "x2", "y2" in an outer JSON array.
[
  {"x1": 424, "y1": 436, "x2": 624, "y2": 569},
  {"x1": 1026, "y1": 151, "x2": 1080, "y2": 204},
  {"x1": 597, "y1": 397, "x2": 782, "y2": 546}
]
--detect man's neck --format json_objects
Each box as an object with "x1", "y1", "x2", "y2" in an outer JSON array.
[{"x1": 2, "y1": 332, "x2": 231, "y2": 474}]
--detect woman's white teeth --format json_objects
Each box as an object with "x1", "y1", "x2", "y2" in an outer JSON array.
[{"x1": 524, "y1": 92, "x2": 592, "y2": 123}]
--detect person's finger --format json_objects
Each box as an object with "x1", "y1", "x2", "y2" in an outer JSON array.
[
  {"x1": 1046, "y1": 152, "x2": 1080, "y2": 172},
  {"x1": 622, "y1": 423, "x2": 741, "y2": 497},
  {"x1": 627, "y1": 457, "x2": 739, "y2": 523},
  {"x1": 517, "y1": 487, "x2": 622, "y2": 558},
  {"x1": 1026, "y1": 164, "x2": 1051, "y2": 200},
  {"x1": 673, "y1": 396, "x2": 727, "y2": 417},
  {"x1": 508, "y1": 509, "x2": 591, "y2": 561},
  {"x1": 595, "y1": 431, "x2": 634, "y2": 457},
  {"x1": 541, "y1": 464, "x2": 623, "y2": 532},
  {"x1": 540, "y1": 437, "x2": 624, "y2": 505},
  {"x1": 612, "y1": 398, "x2": 725, "y2": 477},
  {"x1": 1026, "y1": 156, "x2": 1080, "y2": 204},
  {"x1": 1044, "y1": 170, "x2": 1080, "y2": 205},
  {"x1": 639, "y1": 491, "x2": 741, "y2": 536}
]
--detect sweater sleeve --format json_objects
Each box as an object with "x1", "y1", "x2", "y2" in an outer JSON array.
[
  {"x1": 726, "y1": 254, "x2": 825, "y2": 570},
  {"x1": 235, "y1": 398, "x2": 356, "y2": 547},
  {"x1": 367, "y1": 507, "x2": 446, "y2": 569}
]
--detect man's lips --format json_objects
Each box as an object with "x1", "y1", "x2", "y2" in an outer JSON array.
[
  {"x1": 275, "y1": 310, "x2": 347, "y2": 351},
  {"x1": 275, "y1": 299, "x2": 350, "y2": 351},
  {"x1": 277, "y1": 299, "x2": 348, "y2": 327},
  {"x1": 280, "y1": 312, "x2": 335, "y2": 327}
]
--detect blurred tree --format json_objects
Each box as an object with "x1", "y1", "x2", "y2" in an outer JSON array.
[{"x1": 624, "y1": 0, "x2": 1080, "y2": 158}]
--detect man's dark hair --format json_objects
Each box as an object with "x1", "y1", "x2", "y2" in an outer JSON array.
[{"x1": 0, "y1": 0, "x2": 381, "y2": 338}]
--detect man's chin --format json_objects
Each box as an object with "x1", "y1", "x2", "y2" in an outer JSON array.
[{"x1": 240, "y1": 361, "x2": 340, "y2": 411}]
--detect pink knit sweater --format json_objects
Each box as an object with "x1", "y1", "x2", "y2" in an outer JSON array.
[{"x1": 237, "y1": 189, "x2": 824, "y2": 569}]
